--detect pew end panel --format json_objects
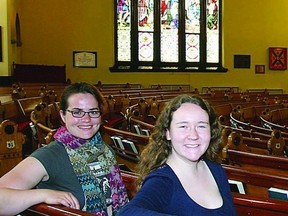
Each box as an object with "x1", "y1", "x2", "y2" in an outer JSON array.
[
  {"x1": 48, "y1": 102, "x2": 62, "y2": 129},
  {"x1": 0, "y1": 120, "x2": 25, "y2": 176},
  {"x1": 32, "y1": 121, "x2": 57, "y2": 147},
  {"x1": 2, "y1": 100, "x2": 19, "y2": 122},
  {"x1": 267, "y1": 129, "x2": 286, "y2": 156}
]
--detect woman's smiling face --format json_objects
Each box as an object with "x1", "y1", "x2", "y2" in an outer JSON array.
[
  {"x1": 60, "y1": 93, "x2": 101, "y2": 140},
  {"x1": 166, "y1": 103, "x2": 211, "y2": 162}
]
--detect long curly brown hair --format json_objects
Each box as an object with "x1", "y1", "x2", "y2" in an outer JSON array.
[{"x1": 136, "y1": 94, "x2": 222, "y2": 187}]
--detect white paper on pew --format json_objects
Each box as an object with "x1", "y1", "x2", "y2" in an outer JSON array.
[
  {"x1": 268, "y1": 187, "x2": 288, "y2": 200},
  {"x1": 228, "y1": 179, "x2": 245, "y2": 194}
]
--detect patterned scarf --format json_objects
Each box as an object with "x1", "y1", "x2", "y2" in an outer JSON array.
[{"x1": 54, "y1": 126, "x2": 128, "y2": 215}]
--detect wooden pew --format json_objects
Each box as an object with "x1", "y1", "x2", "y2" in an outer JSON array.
[
  {"x1": 129, "y1": 117, "x2": 154, "y2": 136},
  {"x1": 0, "y1": 83, "x2": 67, "y2": 100},
  {"x1": 33, "y1": 120, "x2": 57, "y2": 146},
  {"x1": 0, "y1": 96, "x2": 58, "y2": 156},
  {"x1": 213, "y1": 103, "x2": 234, "y2": 126},
  {"x1": 243, "y1": 104, "x2": 284, "y2": 123},
  {"x1": 30, "y1": 108, "x2": 58, "y2": 147},
  {"x1": 222, "y1": 165, "x2": 288, "y2": 215},
  {"x1": 0, "y1": 94, "x2": 13, "y2": 104},
  {"x1": 0, "y1": 100, "x2": 18, "y2": 122},
  {"x1": 0, "y1": 96, "x2": 61, "y2": 156},
  {"x1": 20, "y1": 82, "x2": 67, "y2": 98},
  {"x1": 222, "y1": 127, "x2": 286, "y2": 156},
  {"x1": 260, "y1": 115, "x2": 288, "y2": 132},
  {"x1": 222, "y1": 131, "x2": 288, "y2": 176},
  {"x1": 120, "y1": 169, "x2": 138, "y2": 200},
  {"x1": 233, "y1": 193, "x2": 288, "y2": 216},
  {"x1": 0, "y1": 120, "x2": 25, "y2": 176},
  {"x1": 214, "y1": 101, "x2": 270, "y2": 127},
  {"x1": 230, "y1": 109, "x2": 252, "y2": 130},
  {"x1": 16, "y1": 96, "x2": 43, "y2": 123},
  {"x1": 102, "y1": 89, "x2": 189, "y2": 99},
  {"x1": 247, "y1": 123, "x2": 288, "y2": 143},
  {"x1": 103, "y1": 89, "x2": 198, "y2": 125},
  {"x1": 102, "y1": 125, "x2": 149, "y2": 171},
  {"x1": 102, "y1": 88, "x2": 186, "y2": 97},
  {"x1": 150, "y1": 84, "x2": 191, "y2": 91},
  {"x1": 31, "y1": 102, "x2": 61, "y2": 129},
  {"x1": 104, "y1": 95, "x2": 126, "y2": 125},
  {"x1": 128, "y1": 94, "x2": 170, "y2": 108},
  {"x1": 224, "y1": 164, "x2": 288, "y2": 197},
  {"x1": 224, "y1": 148, "x2": 288, "y2": 172},
  {"x1": 22, "y1": 204, "x2": 94, "y2": 215},
  {"x1": 223, "y1": 130, "x2": 271, "y2": 156},
  {"x1": 230, "y1": 104, "x2": 285, "y2": 128},
  {"x1": 0, "y1": 96, "x2": 45, "y2": 124},
  {"x1": 96, "y1": 82, "x2": 141, "y2": 91},
  {"x1": 269, "y1": 108, "x2": 288, "y2": 127}
]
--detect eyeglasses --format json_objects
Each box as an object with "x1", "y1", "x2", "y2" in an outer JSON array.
[{"x1": 66, "y1": 109, "x2": 101, "y2": 118}]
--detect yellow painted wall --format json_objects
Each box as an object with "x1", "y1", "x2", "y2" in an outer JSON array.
[
  {"x1": 0, "y1": 0, "x2": 8, "y2": 75},
  {"x1": 7, "y1": 0, "x2": 288, "y2": 91},
  {"x1": 0, "y1": 0, "x2": 20, "y2": 76}
]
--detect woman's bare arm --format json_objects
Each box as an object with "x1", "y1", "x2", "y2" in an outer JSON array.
[{"x1": 0, "y1": 157, "x2": 79, "y2": 215}]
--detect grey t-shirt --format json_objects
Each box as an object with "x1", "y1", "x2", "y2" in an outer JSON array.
[{"x1": 31, "y1": 141, "x2": 85, "y2": 208}]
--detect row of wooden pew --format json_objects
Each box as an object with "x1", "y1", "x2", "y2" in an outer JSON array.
[
  {"x1": 2, "y1": 84, "x2": 288, "y2": 215},
  {"x1": 0, "y1": 83, "x2": 68, "y2": 178}
]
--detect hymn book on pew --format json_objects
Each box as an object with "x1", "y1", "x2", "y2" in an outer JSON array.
[
  {"x1": 228, "y1": 180, "x2": 245, "y2": 194},
  {"x1": 133, "y1": 125, "x2": 142, "y2": 135},
  {"x1": 122, "y1": 139, "x2": 139, "y2": 155},
  {"x1": 111, "y1": 136, "x2": 125, "y2": 154},
  {"x1": 141, "y1": 129, "x2": 150, "y2": 136},
  {"x1": 268, "y1": 187, "x2": 288, "y2": 200},
  {"x1": 133, "y1": 125, "x2": 150, "y2": 136}
]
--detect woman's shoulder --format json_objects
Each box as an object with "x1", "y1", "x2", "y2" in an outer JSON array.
[
  {"x1": 141, "y1": 165, "x2": 176, "y2": 195},
  {"x1": 30, "y1": 141, "x2": 71, "y2": 177},
  {"x1": 205, "y1": 160, "x2": 227, "y2": 179},
  {"x1": 31, "y1": 141, "x2": 65, "y2": 158},
  {"x1": 205, "y1": 160, "x2": 223, "y2": 170},
  {"x1": 146, "y1": 164, "x2": 176, "y2": 181}
]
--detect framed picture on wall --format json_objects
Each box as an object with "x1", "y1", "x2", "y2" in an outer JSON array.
[
  {"x1": 234, "y1": 55, "x2": 251, "y2": 69},
  {"x1": 73, "y1": 51, "x2": 97, "y2": 68},
  {"x1": 269, "y1": 47, "x2": 287, "y2": 70},
  {"x1": 255, "y1": 65, "x2": 265, "y2": 74}
]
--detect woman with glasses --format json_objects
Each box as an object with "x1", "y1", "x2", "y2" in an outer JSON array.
[{"x1": 0, "y1": 82, "x2": 128, "y2": 216}]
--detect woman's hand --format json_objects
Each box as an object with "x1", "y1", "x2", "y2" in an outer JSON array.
[
  {"x1": 41, "y1": 189, "x2": 80, "y2": 209},
  {"x1": 0, "y1": 188, "x2": 80, "y2": 215}
]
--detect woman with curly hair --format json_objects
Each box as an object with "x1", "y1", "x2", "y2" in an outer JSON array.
[{"x1": 118, "y1": 94, "x2": 237, "y2": 215}]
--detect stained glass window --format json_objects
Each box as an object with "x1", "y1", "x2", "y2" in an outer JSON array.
[{"x1": 111, "y1": 0, "x2": 226, "y2": 72}]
